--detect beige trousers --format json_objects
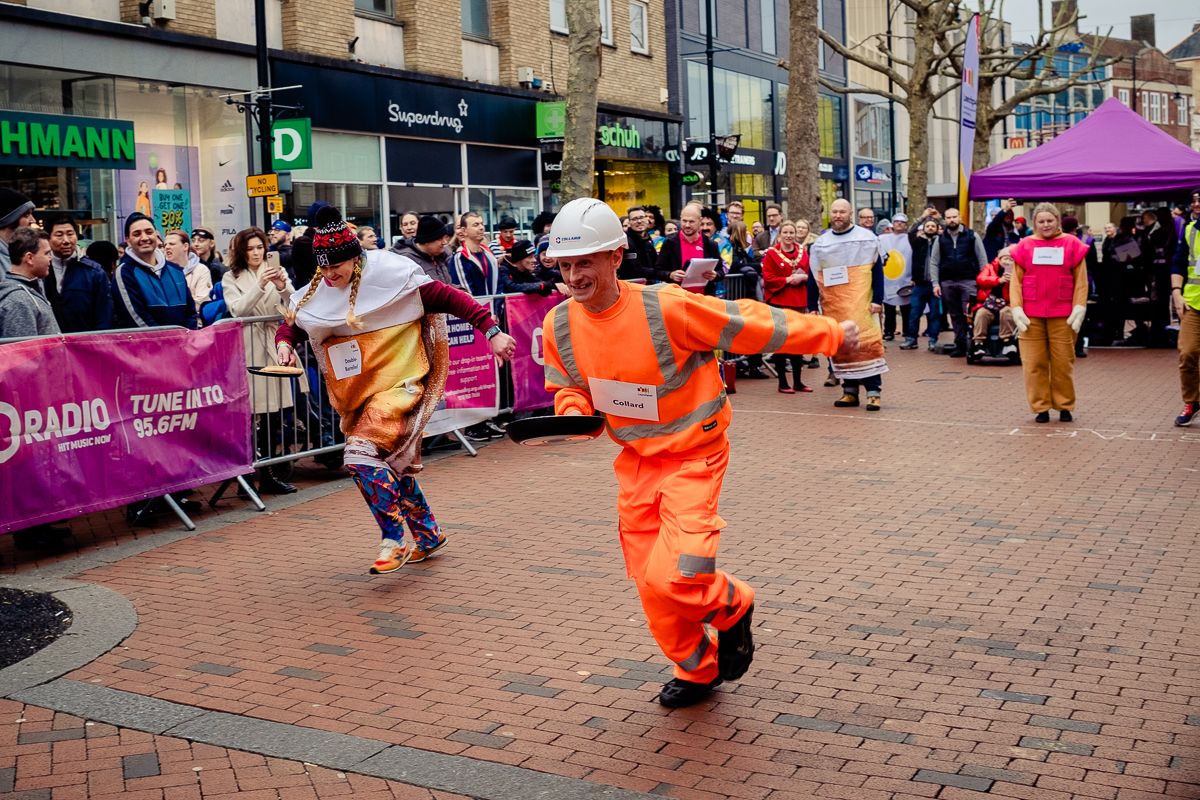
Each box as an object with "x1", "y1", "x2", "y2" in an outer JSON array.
[
  {"x1": 1180, "y1": 305, "x2": 1200, "y2": 403},
  {"x1": 973, "y1": 306, "x2": 1016, "y2": 342},
  {"x1": 1018, "y1": 316, "x2": 1076, "y2": 412}
]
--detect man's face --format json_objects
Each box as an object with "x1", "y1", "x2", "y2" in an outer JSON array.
[
  {"x1": 192, "y1": 233, "x2": 212, "y2": 255},
  {"x1": 891, "y1": 219, "x2": 908, "y2": 233},
  {"x1": 699, "y1": 216, "x2": 716, "y2": 237},
  {"x1": 857, "y1": 208, "x2": 875, "y2": 228},
  {"x1": 23, "y1": 239, "x2": 52, "y2": 279},
  {"x1": 829, "y1": 201, "x2": 853, "y2": 232},
  {"x1": 464, "y1": 216, "x2": 485, "y2": 242},
  {"x1": 766, "y1": 208, "x2": 781, "y2": 227},
  {"x1": 1141, "y1": 212, "x2": 1155, "y2": 228},
  {"x1": 557, "y1": 249, "x2": 621, "y2": 308},
  {"x1": 1104, "y1": 223, "x2": 1116, "y2": 237},
  {"x1": 270, "y1": 228, "x2": 288, "y2": 245},
  {"x1": 128, "y1": 219, "x2": 159, "y2": 258},
  {"x1": 680, "y1": 206, "x2": 701, "y2": 238},
  {"x1": 628, "y1": 209, "x2": 649, "y2": 233},
  {"x1": 727, "y1": 205, "x2": 744, "y2": 222},
  {"x1": 923, "y1": 220, "x2": 939, "y2": 236},
  {"x1": 421, "y1": 237, "x2": 447, "y2": 257},
  {"x1": 49, "y1": 223, "x2": 78, "y2": 259},
  {"x1": 944, "y1": 209, "x2": 961, "y2": 228},
  {"x1": 1191, "y1": 194, "x2": 1200, "y2": 216},
  {"x1": 499, "y1": 227, "x2": 515, "y2": 243}
]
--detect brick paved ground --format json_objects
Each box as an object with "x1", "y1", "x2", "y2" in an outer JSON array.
[{"x1": 3, "y1": 346, "x2": 1199, "y2": 798}]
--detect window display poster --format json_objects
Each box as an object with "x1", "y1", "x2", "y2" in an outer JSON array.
[
  {"x1": 152, "y1": 190, "x2": 192, "y2": 237},
  {"x1": 203, "y1": 139, "x2": 249, "y2": 244},
  {"x1": 116, "y1": 144, "x2": 202, "y2": 235}
]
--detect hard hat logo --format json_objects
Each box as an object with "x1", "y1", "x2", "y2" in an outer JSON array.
[{"x1": 546, "y1": 198, "x2": 626, "y2": 259}]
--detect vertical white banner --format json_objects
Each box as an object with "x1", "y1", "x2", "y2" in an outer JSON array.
[{"x1": 958, "y1": 14, "x2": 981, "y2": 223}]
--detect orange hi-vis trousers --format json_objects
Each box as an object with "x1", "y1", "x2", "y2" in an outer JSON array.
[{"x1": 615, "y1": 445, "x2": 754, "y2": 684}]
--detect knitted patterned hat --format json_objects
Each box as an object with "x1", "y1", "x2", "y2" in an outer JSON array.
[{"x1": 309, "y1": 205, "x2": 361, "y2": 267}]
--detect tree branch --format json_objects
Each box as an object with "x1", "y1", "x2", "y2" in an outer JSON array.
[
  {"x1": 818, "y1": 29, "x2": 910, "y2": 87},
  {"x1": 818, "y1": 76, "x2": 908, "y2": 104}
]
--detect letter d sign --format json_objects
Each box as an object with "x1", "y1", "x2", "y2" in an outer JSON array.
[{"x1": 272, "y1": 118, "x2": 312, "y2": 170}]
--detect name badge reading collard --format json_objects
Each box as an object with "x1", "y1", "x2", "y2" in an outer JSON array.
[
  {"x1": 823, "y1": 265, "x2": 850, "y2": 286},
  {"x1": 327, "y1": 340, "x2": 363, "y2": 380},
  {"x1": 588, "y1": 377, "x2": 660, "y2": 421},
  {"x1": 1032, "y1": 247, "x2": 1065, "y2": 266}
]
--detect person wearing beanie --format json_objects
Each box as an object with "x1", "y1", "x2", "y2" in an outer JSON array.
[
  {"x1": 111, "y1": 211, "x2": 197, "y2": 329},
  {"x1": 275, "y1": 204, "x2": 518, "y2": 575},
  {"x1": 0, "y1": 188, "x2": 37, "y2": 274},
  {"x1": 500, "y1": 239, "x2": 558, "y2": 296},
  {"x1": 391, "y1": 215, "x2": 453, "y2": 284}
]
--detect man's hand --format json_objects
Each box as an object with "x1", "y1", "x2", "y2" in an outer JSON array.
[
  {"x1": 489, "y1": 332, "x2": 517, "y2": 363},
  {"x1": 933, "y1": 284, "x2": 942, "y2": 298},
  {"x1": 835, "y1": 320, "x2": 859, "y2": 358},
  {"x1": 1011, "y1": 306, "x2": 1031, "y2": 334},
  {"x1": 670, "y1": 270, "x2": 686, "y2": 283},
  {"x1": 701, "y1": 270, "x2": 718, "y2": 281},
  {"x1": 276, "y1": 342, "x2": 297, "y2": 367},
  {"x1": 1174, "y1": 292, "x2": 1187, "y2": 320},
  {"x1": 1000, "y1": 272, "x2": 1011, "y2": 284},
  {"x1": 869, "y1": 303, "x2": 882, "y2": 315},
  {"x1": 555, "y1": 282, "x2": 572, "y2": 296}
]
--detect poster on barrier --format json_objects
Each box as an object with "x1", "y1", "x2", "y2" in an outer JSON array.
[
  {"x1": 506, "y1": 293, "x2": 566, "y2": 412},
  {"x1": 424, "y1": 317, "x2": 500, "y2": 436},
  {"x1": 0, "y1": 325, "x2": 252, "y2": 533}
]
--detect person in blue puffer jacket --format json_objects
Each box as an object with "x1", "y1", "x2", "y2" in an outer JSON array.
[{"x1": 111, "y1": 212, "x2": 197, "y2": 329}]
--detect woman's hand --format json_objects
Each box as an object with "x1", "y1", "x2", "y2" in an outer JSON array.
[
  {"x1": 276, "y1": 341, "x2": 297, "y2": 367},
  {"x1": 489, "y1": 332, "x2": 517, "y2": 364},
  {"x1": 670, "y1": 270, "x2": 686, "y2": 284},
  {"x1": 701, "y1": 270, "x2": 718, "y2": 281},
  {"x1": 869, "y1": 303, "x2": 883, "y2": 315}
]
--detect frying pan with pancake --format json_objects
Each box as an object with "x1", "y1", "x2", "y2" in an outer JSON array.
[
  {"x1": 505, "y1": 415, "x2": 605, "y2": 447},
  {"x1": 248, "y1": 365, "x2": 305, "y2": 377}
]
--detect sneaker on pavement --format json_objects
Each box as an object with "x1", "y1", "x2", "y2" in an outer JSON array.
[
  {"x1": 899, "y1": 339, "x2": 918, "y2": 350},
  {"x1": 658, "y1": 676, "x2": 723, "y2": 708},
  {"x1": 369, "y1": 539, "x2": 413, "y2": 574},
  {"x1": 1001, "y1": 342, "x2": 1018, "y2": 356},
  {"x1": 1175, "y1": 402, "x2": 1199, "y2": 427},
  {"x1": 408, "y1": 534, "x2": 449, "y2": 563},
  {"x1": 927, "y1": 340, "x2": 937, "y2": 352}
]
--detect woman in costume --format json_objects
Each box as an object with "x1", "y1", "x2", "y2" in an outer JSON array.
[
  {"x1": 275, "y1": 205, "x2": 516, "y2": 573},
  {"x1": 762, "y1": 220, "x2": 818, "y2": 393},
  {"x1": 1009, "y1": 203, "x2": 1090, "y2": 423}
]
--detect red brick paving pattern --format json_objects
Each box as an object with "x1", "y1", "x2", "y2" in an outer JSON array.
[{"x1": 5, "y1": 346, "x2": 1200, "y2": 798}]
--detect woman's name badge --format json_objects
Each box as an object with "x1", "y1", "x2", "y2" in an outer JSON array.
[
  {"x1": 588, "y1": 378, "x2": 660, "y2": 421},
  {"x1": 1032, "y1": 247, "x2": 1065, "y2": 265},
  {"x1": 328, "y1": 340, "x2": 363, "y2": 380},
  {"x1": 823, "y1": 265, "x2": 850, "y2": 286}
]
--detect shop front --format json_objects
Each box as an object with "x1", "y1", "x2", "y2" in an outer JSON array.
[
  {"x1": 1, "y1": 62, "x2": 249, "y2": 245},
  {"x1": 272, "y1": 59, "x2": 543, "y2": 242},
  {"x1": 538, "y1": 103, "x2": 679, "y2": 219}
]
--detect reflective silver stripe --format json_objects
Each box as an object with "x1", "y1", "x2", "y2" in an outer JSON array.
[
  {"x1": 676, "y1": 635, "x2": 710, "y2": 673},
  {"x1": 551, "y1": 307, "x2": 585, "y2": 387},
  {"x1": 678, "y1": 554, "x2": 716, "y2": 578},
  {"x1": 701, "y1": 610, "x2": 718, "y2": 624},
  {"x1": 608, "y1": 392, "x2": 727, "y2": 443},
  {"x1": 661, "y1": 350, "x2": 715, "y2": 397},
  {"x1": 725, "y1": 581, "x2": 735, "y2": 615},
  {"x1": 1189, "y1": 224, "x2": 1198, "y2": 268},
  {"x1": 716, "y1": 300, "x2": 746, "y2": 352},
  {"x1": 113, "y1": 264, "x2": 149, "y2": 328},
  {"x1": 766, "y1": 306, "x2": 790, "y2": 352},
  {"x1": 1187, "y1": 277, "x2": 1200, "y2": 286},
  {"x1": 544, "y1": 363, "x2": 573, "y2": 388},
  {"x1": 641, "y1": 286, "x2": 680, "y2": 386}
]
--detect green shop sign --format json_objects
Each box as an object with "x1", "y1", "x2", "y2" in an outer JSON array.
[{"x1": 0, "y1": 111, "x2": 136, "y2": 169}]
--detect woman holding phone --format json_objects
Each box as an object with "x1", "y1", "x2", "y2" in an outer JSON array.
[{"x1": 223, "y1": 226, "x2": 304, "y2": 494}]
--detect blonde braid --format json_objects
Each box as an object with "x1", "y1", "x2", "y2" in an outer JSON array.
[
  {"x1": 282, "y1": 269, "x2": 323, "y2": 324},
  {"x1": 345, "y1": 257, "x2": 365, "y2": 330}
]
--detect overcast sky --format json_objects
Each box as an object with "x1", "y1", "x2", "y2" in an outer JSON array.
[{"x1": 1002, "y1": 0, "x2": 1195, "y2": 50}]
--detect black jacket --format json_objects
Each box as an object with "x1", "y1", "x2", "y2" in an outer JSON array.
[
  {"x1": 42, "y1": 256, "x2": 113, "y2": 333},
  {"x1": 620, "y1": 230, "x2": 663, "y2": 283},
  {"x1": 656, "y1": 233, "x2": 725, "y2": 294},
  {"x1": 500, "y1": 260, "x2": 557, "y2": 295},
  {"x1": 908, "y1": 230, "x2": 935, "y2": 284}
]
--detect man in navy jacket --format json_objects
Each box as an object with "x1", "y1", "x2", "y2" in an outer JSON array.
[
  {"x1": 43, "y1": 215, "x2": 112, "y2": 333},
  {"x1": 111, "y1": 212, "x2": 197, "y2": 329}
]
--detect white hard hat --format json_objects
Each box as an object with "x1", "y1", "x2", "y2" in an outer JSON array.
[{"x1": 546, "y1": 198, "x2": 626, "y2": 258}]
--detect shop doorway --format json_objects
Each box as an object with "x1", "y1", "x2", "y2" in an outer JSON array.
[{"x1": 387, "y1": 185, "x2": 459, "y2": 245}]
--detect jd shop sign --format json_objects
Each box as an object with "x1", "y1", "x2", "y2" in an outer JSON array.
[{"x1": 0, "y1": 111, "x2": 136, "y2": 169}]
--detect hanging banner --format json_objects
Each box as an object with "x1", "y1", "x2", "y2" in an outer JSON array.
[
  {"x1": 0, "y1": 325, "x2": 252, "y2": 533},
  {"x1": 424, "y1": 316, "x2": 499, "y2": 436},
  {"x1": 506, "y1": 293, "x2": 566, "y2": 412},
  {"x1": 958, "y1": 14, "x2": 981, "y2": 223}
]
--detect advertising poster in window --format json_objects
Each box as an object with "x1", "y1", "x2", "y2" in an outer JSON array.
[{"x1": 116, "y1": 144, "x2": 202, "y2": 233}]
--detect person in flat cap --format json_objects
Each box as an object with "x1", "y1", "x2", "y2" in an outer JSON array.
[
  {"x1": 0, "y1": 188, "x2": 37, "y2": 274},
  {"x1": 489, "y1": 215, "x2": 520, "y2": 259}
]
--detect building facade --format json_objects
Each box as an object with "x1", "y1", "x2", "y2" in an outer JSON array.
[{"x1": 0, "y1": 0, "x2": 678, "y2": 243}]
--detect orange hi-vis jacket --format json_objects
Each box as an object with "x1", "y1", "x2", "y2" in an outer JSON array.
[{"x1": 543, "y1": 281, "x2": 844, "y2": 460}]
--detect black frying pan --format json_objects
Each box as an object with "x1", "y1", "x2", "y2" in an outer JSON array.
[{"x1": 505, "y1": 415, "x2": 606, "y2": 447}]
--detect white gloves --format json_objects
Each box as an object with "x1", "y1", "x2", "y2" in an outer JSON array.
[
  {"x1": 1067, "y1": 304, "x2": 1087, "y2": 333},
  {"x1": 1011, "y1": 306, "x2": 1031, "y2": 334}
]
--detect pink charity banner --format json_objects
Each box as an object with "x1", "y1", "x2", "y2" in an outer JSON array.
[
  {"x1": 0, "y1": 325, "x2": 253, "y2": 533},
  {"x1": 443, "y1": 317, "x2": 499, "y2": 411},
  {"x1": 506, "y1": 293, "x2": 565, "y2": 412}
]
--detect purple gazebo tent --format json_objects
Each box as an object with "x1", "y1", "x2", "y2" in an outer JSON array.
[{"x1": 969, "y1": 97, "x2": 1200, "y2": 200}]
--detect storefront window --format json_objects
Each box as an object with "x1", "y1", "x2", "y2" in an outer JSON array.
[
  {"x1": 388, "y1": 185, "x2": 458, "y2": 243},
  {"x1": 819, "y1": 94, "x2": 844, "y2": 159},
  {"x1": 286, "y1": 132, "x2": 383, "y2": 232},
  {"x1": 291, "y1": 182, "x2": 381, "y2": 232},
  {"x1": 687, "y1": 63, "x2": 772, "y2": 149},
  {"x1": 597, "y1": 159, "x2": 670, "y2": 217},
  {"x1": 468, "y1": 187, "x2": 539, "y2": 235}
]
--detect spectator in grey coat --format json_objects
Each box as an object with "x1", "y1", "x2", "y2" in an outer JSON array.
[{"x1": 0, "y1": 227, "x2": 60, "y2": 337}]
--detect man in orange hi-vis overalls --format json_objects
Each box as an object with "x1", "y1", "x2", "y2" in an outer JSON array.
[{"x1": 542, "y1": 199, "x2": 859, "y2": 708}]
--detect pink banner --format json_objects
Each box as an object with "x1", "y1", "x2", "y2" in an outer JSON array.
[
  {"x1": 507, "y1": 293, "x2": 565, "y2": 412},
  {"x1": 0, "y1": 325, "x2": 252, "y2": 532},
  {"x1": 443, "y1": 318, "x2": 499, "y2": 410}
]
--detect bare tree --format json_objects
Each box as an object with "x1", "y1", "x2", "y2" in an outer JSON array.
[
  {"x1": 560, "y1": 0, "x2": 602, "y2": 201},
  {"x1": 787, "y1": 0, "x2": 823, "y2": 222},
  {"x1": 817, "y1": 0, "x2": 966, "y2": 217}
]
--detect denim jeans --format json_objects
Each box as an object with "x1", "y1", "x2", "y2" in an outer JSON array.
[
  {"x1": 907, "y1": 282, "x2": 941, "y2": 342},
  {"x1": 842, "y1": 374, "x2": 882, "y2": 396}
]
